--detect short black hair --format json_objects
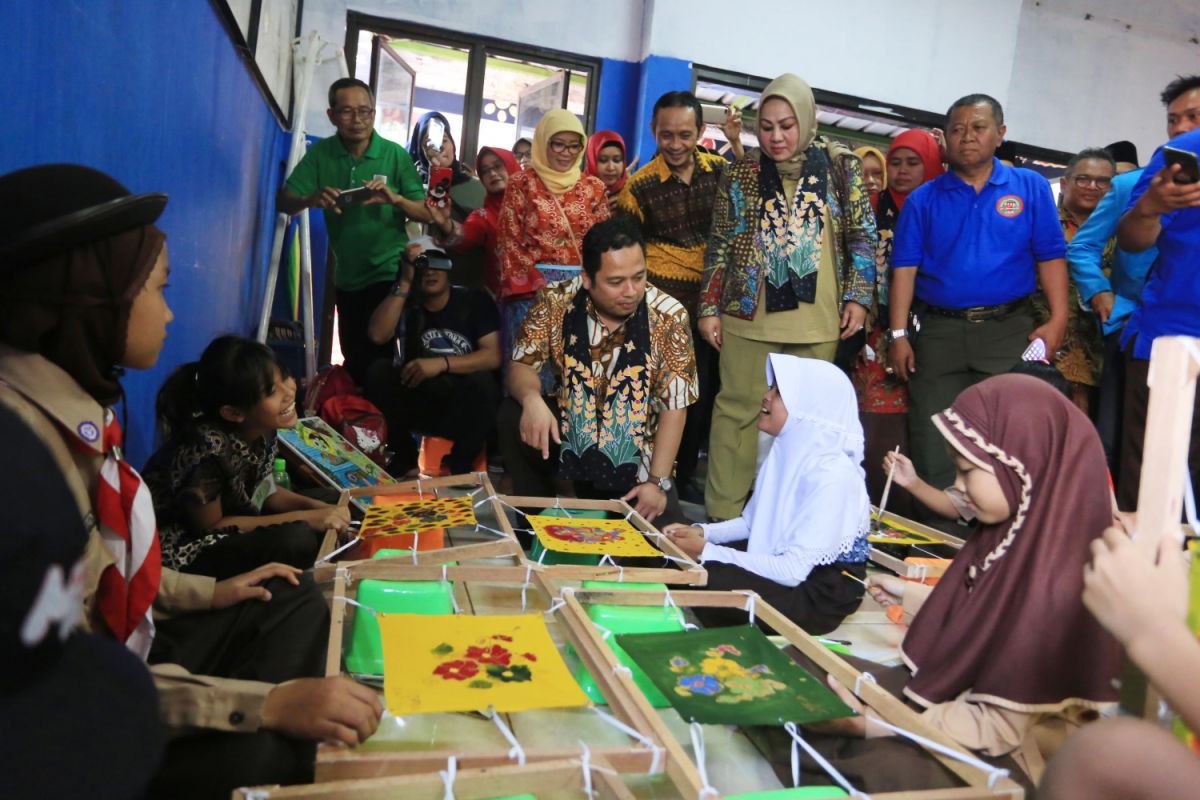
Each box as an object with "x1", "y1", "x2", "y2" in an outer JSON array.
[
  {"x1": 513, "y1": 137, "x2": 531, "y2": 149},
  {"x1": 652, "y1": 91, "x2": 703, "y2": 130},
  {"x1": 581, "y1": 216, "x2": 645, "y2": 279},
  {"x1": 1066, "y1": 147, "x2": 1116, "y2": 174},
  {"x1": 1162, "y1": 75, "x2": 1200, "y2": 107},
  {"x1": 946, "y1": 93, "x2": 1004, "y2": 127},
  {"x1": 328, "y1": 78, "x2": 373, "y2": 109}
]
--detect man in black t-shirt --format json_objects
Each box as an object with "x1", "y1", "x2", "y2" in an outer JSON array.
[{"x1": 365, "y1": 241, "x2": 501, "y2": 475}]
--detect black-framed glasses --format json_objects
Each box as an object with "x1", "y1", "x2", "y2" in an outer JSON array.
[
  {"x1": 1070, "y1": 175, "x2": 1112, "y2": 188},
  {"x1": 478, "y1": 162, "x2": 507, "y2": 177},
  {"x1": 548, "y1": 139, "x2": 584, "y2": 155},
  {"x1": 334, "y1": 106, "x2": 376, "y2": 120}
]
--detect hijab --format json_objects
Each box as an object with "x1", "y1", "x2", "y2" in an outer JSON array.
[
  {"x1": 475, "y1": 146, "x2": 519, "y2": 216},
  {"x1": 901, "y1": 374, "x2": 1121, "y2": 711},
  {"x1": 759, "y1": 73, "x2": 818, "y2": 180},
  {"x1": 884, "y1": 129, "x2": 944, "y2": 212},
  {"x1": 407, "y1": 111, "x2": 472, "y2": 185},
  {"x1": 531, "y1": 109, "x2": 587, "y2": 195},
  {"x1": 585, "y1": 130, "x2": 628, "y2": 194},
  {"x1": 853, "y1": 145, "x2": 886, "y2": 213},
  {"x1": 740, "y1": 355, "x2": 869, "y2": 572},
  {"x1": 0, "y1": 225, "x2": 165, "y2": 406}
]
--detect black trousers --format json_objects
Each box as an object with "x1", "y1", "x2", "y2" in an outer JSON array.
[
  {"x1": 336, "y1": 281, "x2": 395, "y2": 386},
  {"x1": 181, "y1": 522, "x2": 323, "y2": 581},
  {"x1": 366, "y1": 362, "x2": 501, "y2": 475},
  {"x1": 1094, "y1": 331, "x2": 1126, "y2": 476},
  {"x1": 693, "y1": 542, "x2": 866, "y2": 636},
  {"x1": 676, "y1": 332, "x2": 719, "y2": 486},
  {"x1": 146, "y1": 575, "x2": 329, "y2": 799}
]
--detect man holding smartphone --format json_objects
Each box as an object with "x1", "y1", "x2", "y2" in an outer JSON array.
[
  {"x1": 1115, "y1": 76, "x2": 1200, "y2": 509},
  {"x1": 278, "y1": 78, "x2": 432, "y2": 385}
]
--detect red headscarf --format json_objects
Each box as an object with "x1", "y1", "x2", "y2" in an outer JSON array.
[
  {"x1": 475, "y1": 146, "x2": 519, "y2": 216},
  {"x1": 901, "y1": 375, "x2": 1121, "y2": 712},
  {"x1": 885, "y1": 129, "x2": 944, "y2": 212},
  {"x1": 584, "y1": 130, "x2": 627, "y2": 194}
]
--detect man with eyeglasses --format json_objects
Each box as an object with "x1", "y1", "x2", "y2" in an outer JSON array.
[
  {"x1": 1030, "y1": 148, "x2": 1115, "y2": 411},
  {"x1": 279, "y1": 77, "x2": 432, "y2": 385}
]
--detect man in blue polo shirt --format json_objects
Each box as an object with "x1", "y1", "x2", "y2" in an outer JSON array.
[
  {"x1": 888, "y1": 94, "x2": 1068, "y2": 496},
  {"x1": 1115, "y1": 95, "x2": 1200, "y2": 510},
  {"x1": 278, "y1": 78, "x2": 431, "y2": 385}
]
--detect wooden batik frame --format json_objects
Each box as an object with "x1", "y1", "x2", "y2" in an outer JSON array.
[
  {"x1": 494, "y1": 493, "x2": 708, "y2": 586},
  {"x1": 313, "y1": 566, "x2": 679, "y2": 787},
  {"x1": 561, "y1": 587, "x2": 1026, "y2": 799},
  {"x1": 868, "y1": 507, "x2": 964, "y2": 581}
]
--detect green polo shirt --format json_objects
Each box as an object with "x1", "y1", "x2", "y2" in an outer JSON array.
[{"x1": 284, "y1": 131, "x2": 425, "y2": 291}]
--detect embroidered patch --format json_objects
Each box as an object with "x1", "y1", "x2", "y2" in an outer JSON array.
[
  {"x1": 77, "y1": 421, "x2": 100, "y2": 443},
  {"x1": 995, "y1": 194, "x2": 1024, "y2": 218}
]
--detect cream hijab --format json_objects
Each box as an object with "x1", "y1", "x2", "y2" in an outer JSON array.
[
  {"x1": 531, "y1": 109, "x2": 586, "y2": 195},
  {"x1": 759, "y1": 73, "x2": 818, "y2": 179}
]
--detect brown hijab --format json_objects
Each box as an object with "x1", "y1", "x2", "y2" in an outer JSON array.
[
  {"x1": 901, "y1": 374, "x2": 1121, "y2": 712},
  {"x1": 0, "y1": 225, "x2": 165, "y2": 406}
]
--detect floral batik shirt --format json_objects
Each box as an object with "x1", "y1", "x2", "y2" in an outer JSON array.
[{"x1": 512, "y1": 277, "x2": 698, "y2": 482}]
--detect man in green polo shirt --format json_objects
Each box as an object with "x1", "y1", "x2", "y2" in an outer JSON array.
[{"x1": 279, "y1": 77, "x2": 430, "y2": 384}]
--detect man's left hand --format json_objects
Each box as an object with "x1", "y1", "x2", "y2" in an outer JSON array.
[
  {"x1": 839, "y1": 301, "x2": 868, "y2": 340},
  {"x1": 361, "y1": 178, "x2": 401, "y2": 207},
  {"x1": 400, "y1": 357, "x2": 447, "y2": 387},
  {"x1": 1030, "y1": 315, "x2": 1067, "y2": 357},
  {"x1": 621, "y1": 482, "x2": 667, "y2": 523}
]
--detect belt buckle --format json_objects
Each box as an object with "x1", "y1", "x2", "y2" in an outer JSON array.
[{"x1": 964, "y1": 307, "x2": 987, "y2": 323}]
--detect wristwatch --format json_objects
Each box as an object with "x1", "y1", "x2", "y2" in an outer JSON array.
[
  {"x1": 389, "y1": 281, "x2": 410, "y2": 298},
  {"x1": 648, "y1": 474, "x2": 674, "y2": 493},
  {"x1": 885, "y1": 328, "x2": 908, "y2": 344}
]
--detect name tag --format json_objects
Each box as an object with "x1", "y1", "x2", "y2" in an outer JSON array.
[
  {"x1": 373, "y1": 173, "x2": 388, "y2": 185},
  {"x1": 251, "y1": 477, "x2": 274, "y2": 511}
]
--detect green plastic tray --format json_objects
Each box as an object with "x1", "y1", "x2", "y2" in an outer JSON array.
[{"x1": 344, "y1": 578, "x2": 455, "y2": 675}]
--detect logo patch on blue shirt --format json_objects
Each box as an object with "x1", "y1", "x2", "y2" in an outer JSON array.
[{"x1": 995, "y1": 194, "x2": 1024, "y2": 218}]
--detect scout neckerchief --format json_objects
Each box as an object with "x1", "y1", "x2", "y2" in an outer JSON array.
[
  {"x1": 757, "y1": 145, "x2": 829, "y2": 312},
  {"x1": 557, "y1": 287, "x2": 651, "y2": 491},
  {"x1": 78, "y1": 410, "x2": 161, "y2": 659}
]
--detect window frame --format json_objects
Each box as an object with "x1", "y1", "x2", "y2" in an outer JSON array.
[{"x1": 346, "y1": 12, "x2": 602, "y2": 160}]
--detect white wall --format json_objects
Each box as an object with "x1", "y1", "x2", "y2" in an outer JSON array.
[
  {"x1": 647, "y1": 0, "x2": 1026, "y2": 116},
  {"x1": 299, "y1": 0, "x2": 646, "y2": 135},
  {"x1": 1005, "y1": 0, "x2": 1200, "y2": 158}
]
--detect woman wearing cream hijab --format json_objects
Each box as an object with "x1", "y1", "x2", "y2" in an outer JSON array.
[
  {"x1": 698, "y1": 73, "x2": 879, "y2": 520},
  {"x1": 496, "y1": 109, "x2": 610, "y2": 301}
]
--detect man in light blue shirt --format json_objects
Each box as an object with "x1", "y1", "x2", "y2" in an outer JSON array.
[{"x1": 1066, "y1": 166, "x2": 1157, "y2": 471}]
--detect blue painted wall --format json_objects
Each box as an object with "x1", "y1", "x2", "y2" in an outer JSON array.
[
  {"x1": 595, "y1": 58, "x2": 641, "y2": 153},
  {"x1": 631, "y1": 55, "x2": 694, "y2": 166},
  {"x1": 0, "y1": 1, "x2": 288, "y2": 466}
]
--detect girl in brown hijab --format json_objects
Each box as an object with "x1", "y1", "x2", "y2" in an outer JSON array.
[{"x1": 754, "y1": 374, "x2": 1121, "y2": 792}]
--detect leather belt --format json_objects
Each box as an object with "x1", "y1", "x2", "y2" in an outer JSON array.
[{"x1": 919, "y1": 297, "x2": 1029, "y2": 323}]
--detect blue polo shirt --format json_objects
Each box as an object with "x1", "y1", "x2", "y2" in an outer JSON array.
[
  {"x1": 1122, "y1": 128, "x2": 1200, "y2": 359},
  {"x1": 892, "y1": 158, "x2": 1066, "y2": 308}
]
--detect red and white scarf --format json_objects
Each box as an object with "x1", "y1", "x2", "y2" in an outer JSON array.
[{"x1": 90, "y1": 409, "x2": 161, "y2": 659}]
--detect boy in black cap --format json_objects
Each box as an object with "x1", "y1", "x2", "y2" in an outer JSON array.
[{"x1": 0, "y1": 164, "x2": 381, "y2": 798}]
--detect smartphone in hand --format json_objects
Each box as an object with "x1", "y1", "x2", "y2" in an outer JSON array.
[
  {"x1": 1164, "y1": 146, "x2": 1200, "y2": 185},
  {"x1": 335, "y1": 185, "x2": 373, "y2": 207}
]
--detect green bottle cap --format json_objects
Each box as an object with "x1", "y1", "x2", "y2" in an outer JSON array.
[{"x1": 274, "y1": 458, "x2": 287, "y2": 472}]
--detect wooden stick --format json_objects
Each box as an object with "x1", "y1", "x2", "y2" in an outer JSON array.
[
  {"x1": 877, "y1": 445, "x2": 901, "y2": 530},
  {"x1": 841, "y1": 569, "x2": 869, "y2": 586},
  {"x1": 325, "y1": 569, "x2": 348, "y2": 678}
]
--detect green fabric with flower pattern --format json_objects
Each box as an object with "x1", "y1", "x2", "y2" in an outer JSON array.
[{"x1": 615, "y1": 625, "x2": 855, "y2": 725}]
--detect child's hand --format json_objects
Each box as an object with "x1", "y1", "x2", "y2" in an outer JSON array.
[
  {"x1": 261, "y1": 676, "x2": 383, "y2": 746},
  {"x1": 883, "y1": 450, "x2": 917, "y2": 488},
  {"x1": 663, "y1": 523, "x2": 706, "y2": 559},
  {"x1": 212, "y1": 562, "x2": 302, "y2": 608},
  {"x1": 866, "y1": 573, "x2": 905, "y2": 606},
  {"x1": 306, "y1": 505, "x2": 351, "y2": 535},
  {"x1": 1083, "y1": 526, "x2": 1189, "y2": 648}
]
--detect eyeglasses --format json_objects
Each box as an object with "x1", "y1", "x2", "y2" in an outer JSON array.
[
  {"x1": 1070, "y1": 175, "x2": 1112, "y2": 188},
  {"x1": 478, "y1": 163, "x2": 507, "y2": 177},
  {"x1": 334, "y1": 106, "x2": 375, "y2": 120},
  {"x1": 548, "y1": 139, "x2": 584, "y2": 155}
]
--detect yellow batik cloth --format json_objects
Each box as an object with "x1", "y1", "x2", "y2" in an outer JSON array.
[
  {"x1": 380, "y1": 613, "x2": 589, "y2": 715},
  {"x1": 867, "y1": 515, "x2": 942, "y2": 546},
  {"x1": 360, "y1": 497, "x2": 476, "y2": 537},
  {"x1": 527, "y1": 514, "x2": 661, "y2": 557}
]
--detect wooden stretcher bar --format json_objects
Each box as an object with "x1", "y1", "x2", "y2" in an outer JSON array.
[
  {"x1": 234, "y1": 755, "x2": 636, "y2": 799},
  {"x1": 312, "y1": 473, "x2": 525, "y2": 582},
  {"x1": 314, "y1": 568, "x2": 669, "y2": 786},
  {"x1": 565, "y1": 588, "x2": 1024, "y2": 799},
  {"x1": 495, "y1": 493, "x2": 708, "y2": 586},
  {"x1": 868, "y1": 507, "x2": 964, "y2": 580}
]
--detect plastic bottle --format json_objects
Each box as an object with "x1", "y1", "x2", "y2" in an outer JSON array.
[{"x1": 273, "y1": 458, "x2": 292, "y2": 491}]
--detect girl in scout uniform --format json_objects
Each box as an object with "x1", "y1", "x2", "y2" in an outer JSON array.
[
  {"x1": 0, "y1": 164, "x2": 381, "y2": 797},
  {"x1": 144, "y1": 335, "x2": 350, "y2": 578}
]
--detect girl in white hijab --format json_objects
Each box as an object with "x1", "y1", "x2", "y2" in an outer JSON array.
[{"x1": 664, "y1": 354, "x2": 870, "y2": 633}]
